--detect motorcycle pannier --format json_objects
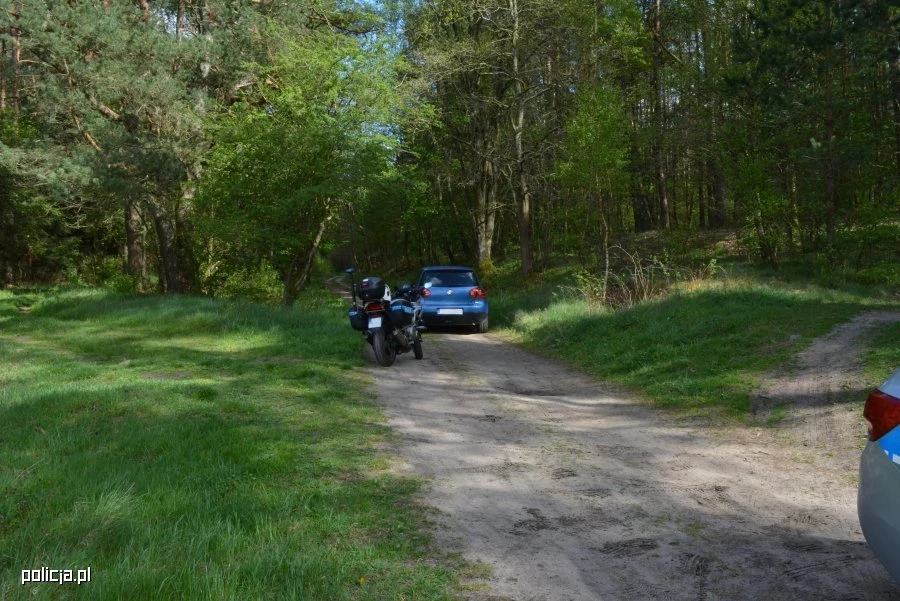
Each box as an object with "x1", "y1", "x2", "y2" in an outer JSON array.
[
  {"x1": 348, "y1": 308, "x2": 367, "y2": 331},
  {"x1": 388, "y1": 299, "x2": 415, "y2": 328},
  {"x1": 357, "y1": 277, "x2": 385, "y2": 301}
]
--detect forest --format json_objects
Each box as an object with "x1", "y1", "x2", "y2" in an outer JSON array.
[
  {"x1": 1, "y1": 3, "x2": 899, "y2": 598},
  {"x1": 1, "y1": 0, "x2": 898, "y2": 303}
]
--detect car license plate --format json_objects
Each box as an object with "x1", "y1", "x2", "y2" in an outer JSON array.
[
  {"x1": 368, "y1": 317, "x2": 382, "y2": 328},
  {"x1": 437, "y1": 308, "x2": 463, "y2": 315}
]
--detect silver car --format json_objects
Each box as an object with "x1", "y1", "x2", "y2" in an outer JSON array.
[{"x1": 859, "y1": 367, "x2": 900, "y2": 582}]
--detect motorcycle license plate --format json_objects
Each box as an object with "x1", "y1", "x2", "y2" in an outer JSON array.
[
  {"x1": 368, "y1": 317, "x2": 382, "y2": 328},
  {"x1": 438, "y1": 308, "x2": 463, "y2": 315}
]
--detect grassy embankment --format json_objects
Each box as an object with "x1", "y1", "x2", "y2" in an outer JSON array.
[
  {"x1": 0, "y1": 289, "x2": 457, "y2": 600},
  {"x1": 865, "y1": 321, "x2": 900, "y2": 386},
  {"x1": 486, "y1": 261, "x2": 899, "y2": 420}
]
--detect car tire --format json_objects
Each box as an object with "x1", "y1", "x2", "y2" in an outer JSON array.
[
  {"x1": 477, "y1": 318, "x2": 488, "y2": 334},
  {"x1": 372, "y1": 329, "x2": 396, "y2": 367}
]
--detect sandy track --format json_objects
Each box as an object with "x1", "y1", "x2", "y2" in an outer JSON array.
[
  {"x1": 372, "y1": 320, "x2": 900, "y2": 601},
  {"x1": 755, "y1": 311, "x2": 900, "y2": 476}
]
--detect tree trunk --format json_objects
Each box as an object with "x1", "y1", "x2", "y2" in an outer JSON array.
[
  {"x1": 893, "y1": 54, "x2": 900, "y2": 173},
  {"x1": 753, "y1": 198, "x2": 777, "y2": 267},
  {"x1": 698, "y1": 168, "x2": 707, "y2": 228},
  {"x1": 709, "y1": 160, "x2": 726, "y2": 227},
  {"x1": 282, "y1": 204, "x2": 332, "y2": 306},
  {"x1": 657, "y1": 155, "x2": 670, "y2": 229},
  {"x1": 652, "y1": 0, "x2": 670, "y2": 230},
  {"x1": 510, "y1": 0, "x2": 533, "y2": 277},
  {"x1": 6, "y1": 4, "x2": 21, "y2": 116},
  {"x1": 1, "y1": 39, "x2": 6, "y2": 111},
  {"x1": 824, "y1": 63, "x2": 836, "y2": 253},
  {"x1": 176, "y1": 0, "x2": 186, "y2": 40},
  {"x1": 475, "y1": 158, "x2": 497, "y2": 269},
  {"x1": 700, "y1": 16, "x2": 726, "y2": 228},
  {"x1": 146, "y1": 198, "x2": 184, "y2": 294},
  {"x1": 125, "y1": 198, "x2": 146, "y2": 291}
]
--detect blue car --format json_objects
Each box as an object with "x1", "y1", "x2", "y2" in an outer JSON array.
[
  {"x1": 859, "y1": 367, "x2": 900, "y2": 583},
  {"x1": 416, "y1": 266, "x2": 489, "y2": 333}
]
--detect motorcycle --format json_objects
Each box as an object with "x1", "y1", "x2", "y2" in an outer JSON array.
[{"x1": 345, "y1": 267, "x2": 425, "y2": 367}]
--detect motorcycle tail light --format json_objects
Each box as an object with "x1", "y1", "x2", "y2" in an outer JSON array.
[
  {"x1": 366, "y1": 302, "x2": 384, "y2": 313},
  {"x1": 469, "y1": 287, "x2": 486, "y2": 299},
  {"x1": 864, "y1": 389, "x2": 900, "y2": 441}
]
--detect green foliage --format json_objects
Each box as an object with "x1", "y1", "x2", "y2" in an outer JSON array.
[
  {"x1": 196, "y1": 23, "x2": 414, "y2": 299},
  {"x1": 554, "y1": 85, "x2": 631, "y2": 257},
  {"x1": 557, "y1": 85, "x2": 630, "y2": 193},
  {"x1": 0, "y1": 114, "x2": 91, "y2": 283},
  {"x1": 74, "y1": 257, "x2": 140, "y2": 294},
  {"x1": 2, "y1": 0, "x2": 897, "y2": 293},
  {"x1": 215, "y1": 266, "x2": 285, "y2": 304},
  {"x1": 726, "y1": 0, "x2": 898, "y2": 258}
]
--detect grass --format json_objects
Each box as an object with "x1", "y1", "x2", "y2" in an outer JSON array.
[
  {"x1": 488, "y1": 266, "x2": 899, "y2": 420},
  {"x1": 863, "y1": 320, "x2": 900, "y2": 385},
  {"x1": 0, "y1": 288, "x2": 457, "y2": 600}
]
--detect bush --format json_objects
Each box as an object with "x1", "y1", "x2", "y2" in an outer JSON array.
[
  {"x1": 213, "y1": 265, "x2": 284, "y2": 304},
  {"x1": 74, "y1": 256, "x2": 139, "y2": 293},
  {"x1": 565, "y1": 248, "x2": 723, "y2": 312}
]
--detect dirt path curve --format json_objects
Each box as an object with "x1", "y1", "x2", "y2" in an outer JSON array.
[
  {"x1": 755, "y1": 311, "x2": 900, "y2": 477},
  {"x1": 373, "y1": 320, "x2": 900, "y2": 601}
]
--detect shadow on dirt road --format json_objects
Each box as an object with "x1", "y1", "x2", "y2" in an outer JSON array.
[{"x1": 372, "y1": 329, "x2": 899, "y2": 601}]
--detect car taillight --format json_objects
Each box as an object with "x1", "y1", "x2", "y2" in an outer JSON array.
[
  {"x1": 864, "y1": 389, "x2": 900, "y2": 441},
  {"x1": 421, "y1": 288, "x2": 431, "y2": 298},
  {"x1": 469, "y1": 287, "x2": 486, "y2": 299}
]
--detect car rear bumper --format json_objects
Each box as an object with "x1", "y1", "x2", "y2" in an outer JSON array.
[
  {"x1": 858, "y1": 440, "x2": 900, "y2": 582},
  {"x1": 420, "y1": 309, "x2": 488, "y2": 327}
]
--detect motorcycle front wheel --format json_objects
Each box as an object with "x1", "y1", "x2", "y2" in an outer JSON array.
[
  {"x1": 413, "y1": 338, "x2": 423, "y2": 360},
  {"x1": 371, "y1": 329, "x2": 396, "y2": 367}
]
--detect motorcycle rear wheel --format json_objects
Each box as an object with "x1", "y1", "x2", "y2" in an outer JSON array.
[{"x1": 372, "y1": 329, "x2": 396, "y2": 367}]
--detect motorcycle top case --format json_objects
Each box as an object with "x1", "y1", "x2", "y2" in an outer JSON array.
[
  {"x1": 357, "y1": 277, "x2": 386, "y2": 301},
  {"x1": 348, "y1": 308, "x2": 367, "y2": 331},
  {"x1": 388, "y1": 299, "x2": 416, "y2": 328}
]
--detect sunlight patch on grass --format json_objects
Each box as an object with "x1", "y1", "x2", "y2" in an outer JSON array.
[{"x1": 0, "y1": 289, "x2": 458, "y2": 601}]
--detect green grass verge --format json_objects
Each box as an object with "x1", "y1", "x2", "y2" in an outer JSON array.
[
  {"x1": 490, "y1": 273, "x2": 899, "y2": 420},
  {"x1": 0, "y1": 289, "x2": 457, "y2": 600},
  {"x1": 864, "y1": 321, "x2": 900, "y2": 386}
]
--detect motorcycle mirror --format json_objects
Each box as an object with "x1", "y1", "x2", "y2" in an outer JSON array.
[{"x1": 345, "y1": 267, "x2": 356, "y2": 275}]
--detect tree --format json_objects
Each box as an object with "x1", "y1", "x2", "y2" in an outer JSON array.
[{"x1": 197, "y1": 26, "x2": 411, "y2": 304}]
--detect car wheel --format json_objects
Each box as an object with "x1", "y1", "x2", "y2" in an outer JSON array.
[{"x1": 477, "y1": 318, "x2": 488, "y2": 334}]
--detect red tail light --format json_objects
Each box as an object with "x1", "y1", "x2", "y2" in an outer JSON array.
[
  {"x1": 469, "y1": 287, "x2": 486, "y2": 299},
  {"x1": 365, "y1": 302, "x2": 384, "y2": 313},
  {"x1": 864, "y1": 389, "x2": 900, "y2": 441},
  {"x1": 421, "y1": 288, "x2": 431, "y2": 298}
]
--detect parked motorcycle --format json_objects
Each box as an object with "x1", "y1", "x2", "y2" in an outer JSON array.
[{"x1": 345, "y1": 267, "x2": 425, "y2": 367}]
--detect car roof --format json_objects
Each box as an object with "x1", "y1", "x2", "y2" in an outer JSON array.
[{"x1": 419, "y1": 266, "x2": 475, "y2": 272}]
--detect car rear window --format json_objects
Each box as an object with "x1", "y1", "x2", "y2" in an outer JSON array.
[{"x1": 420, "y1": 270, "x2": 477, "y2": 287}]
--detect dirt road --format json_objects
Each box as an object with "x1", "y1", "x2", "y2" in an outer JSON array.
[{"x1": 373, "y1": 318, "x2": 900, "y2": 601}]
